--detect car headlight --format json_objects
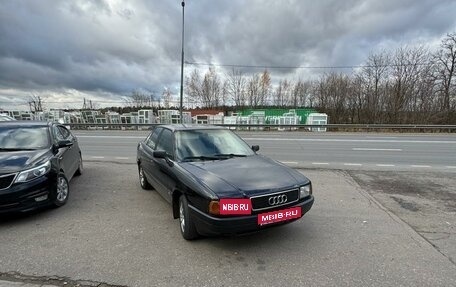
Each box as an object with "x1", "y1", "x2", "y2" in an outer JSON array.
[
  {"x1": 299, "y1": 184, "x2": 312, "y2": 198},
  {"x1": 15, "y1": 161, "x2": 51, "y2": 183}
]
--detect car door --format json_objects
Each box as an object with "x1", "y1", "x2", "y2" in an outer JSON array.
[
  {"x1": 53, "y1": 125, "x2": 78, "y2": 179},
  {"x1": 140, "y1": 127, "x2": 162, "y2": 188},
  {"x1": 151, "y1": 128, "x2": 176, "y2": 203}
]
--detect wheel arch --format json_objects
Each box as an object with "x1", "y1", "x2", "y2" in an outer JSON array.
[{"x1": 172, "y1": 189, "x2": 183, "y2": 219}]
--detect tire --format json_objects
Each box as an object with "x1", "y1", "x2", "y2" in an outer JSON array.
[
  {"x1": 138, "y1": 164, "x2": 152, "y2": 190},
  {"x1": 74, "y1": 154, "x2": 83, "y2": 176},
  {"x1": 179, "y1": 195, "x2": 199, "y2": 240},
  {"x1": 52, "y1": 173, "x2": 70, "y2": 207}
]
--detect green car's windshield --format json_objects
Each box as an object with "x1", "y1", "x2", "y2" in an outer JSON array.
[
  {"x1": 0, "y1": 127, "x2": 50, "y2": 150},
  {"x1": 175, "y1": 129, "x2": 255, "y2": 162}
]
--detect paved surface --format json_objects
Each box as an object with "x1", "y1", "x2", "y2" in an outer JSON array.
[
  {"x1": 349, "y1": 170, "x2": 456, "y2": 265},
  {"x1": 1, "y1": 162, "x2": 455, "y2": 286},
  {"x1": 72, "y1": 130, "x2": 456, "y2": 172}
]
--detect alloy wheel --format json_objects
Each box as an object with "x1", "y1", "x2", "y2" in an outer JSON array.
[
  {"x1": 56, "y1": 176, "x2": 69, "y2": 202},
  {"x1": 179, "y1": 201, "x2": 185, "y2": 233}
]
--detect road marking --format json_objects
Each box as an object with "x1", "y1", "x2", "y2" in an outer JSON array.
[
  {"x1": 280, "y1": 161, "x2": 298, "y2": 164},
  {"x1": 244, "y1": 138, "x2": 456, "y2": 144},
  {"x1": 445, "y1": 166, "x2": 456, "y2": 169},
  {"x1": 365, "y1": 136, "x2": 398, "y2": 139},
  {"x1": 115, "y1": 157, "x2": 130, "y2": 160},
  {"x1": 91, "y1": 156, "x2": 105, "y2": 159},
  {"x1": 344, "y1": 163, "x2": 362, "y2": 166},
  {"x1": 352, "y1": 148, "x2": 402, "y2": 151},
  {"x1": 411, "y1": 165, "x2": 431, "y2": 168},
  {"x1": 312, "y1": 162, "x2": 329, "y2": 165},
  {"x1": 376, "y1": 164, "x2": 396, "y2": 167}
]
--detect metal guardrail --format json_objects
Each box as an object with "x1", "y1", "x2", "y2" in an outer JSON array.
[{"x1": 66, "y1": 123, "x2": 456, "y2": 131}]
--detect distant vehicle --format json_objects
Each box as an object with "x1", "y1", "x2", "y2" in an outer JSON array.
[
  {"x1": 0, "y1": 121, "x2": 83, "y2": 213},
  {"x1": 136, "y1": 125, "x2": 314, "y2": 240},
  {"x1": 0, "y1": 114, "x2": 15, "y2": 121}
]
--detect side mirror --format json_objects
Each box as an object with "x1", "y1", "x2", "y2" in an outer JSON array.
[
  {"x1": 251, "y1": 145, "x2": 260, "y2": 152},
  {"x1": 153, "y1": 150, "x2": 167, "y2": 158},
  {"x1": 153, "y1": 150, "x2": 174, "y2": 167},
  {"x1": 58, "y1": 140, "x2": 73, "y2": 149}
]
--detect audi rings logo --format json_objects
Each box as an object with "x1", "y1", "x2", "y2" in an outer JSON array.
[{"x1": 268, "y1": 194, "x2": 288, "y2": 206}]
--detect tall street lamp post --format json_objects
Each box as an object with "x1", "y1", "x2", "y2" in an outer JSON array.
[{"x1": 179, "y1": 0, "x2": 185, "y2": 123}]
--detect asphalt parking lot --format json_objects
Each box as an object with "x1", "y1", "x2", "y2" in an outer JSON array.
[{"x1": 1, "y1": 161, "x2": 455, "y2": 287}]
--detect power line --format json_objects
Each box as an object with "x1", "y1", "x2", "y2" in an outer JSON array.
[{"x1": 184, "y1": 61, "x2": 436, "y2": 70}]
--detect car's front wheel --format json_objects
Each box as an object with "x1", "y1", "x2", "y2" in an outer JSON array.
[
  {"x1": 52, "y1": 173, "x2": 69, "y2": 207},
  {"x1": 138, "y1": 164, "x2": 152, "y2": 190},
  {"x1": 179, "y1": 195, "x2": 199, "y2": 240}
]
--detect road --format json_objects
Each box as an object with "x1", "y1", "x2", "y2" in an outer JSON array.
[
  {"x1": 1, "y1": 130, "x2": 455, "y2": 286},
  {"x1": 1, "y1": 163, "x2": 455, "y2": 287},
  {"x1": 73, "y1": 130, "x2": 456, "y2": 172}
]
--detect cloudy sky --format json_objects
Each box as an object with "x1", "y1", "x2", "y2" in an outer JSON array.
[{"x1": 1, "y1": 0, "x2": 455, "y2": 110}]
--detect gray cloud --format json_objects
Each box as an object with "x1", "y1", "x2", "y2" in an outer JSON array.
[{"x1": 0, "y1": 0, "x2": 455, "y2": 109}]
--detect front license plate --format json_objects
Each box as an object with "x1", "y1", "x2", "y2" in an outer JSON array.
[{"x1": 257, "y1": 207, "x2": 302, "y2": 225}]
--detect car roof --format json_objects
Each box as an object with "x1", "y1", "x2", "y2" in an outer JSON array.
[
  {"x1": 0, "y1": 120, "x2": 53, "y2": 128},
  {"x1": 158, "y1": 124, "x2": 226, "y2": 132}
]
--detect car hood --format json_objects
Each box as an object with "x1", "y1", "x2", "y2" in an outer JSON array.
[
  {"x1": 0, "y1": 149, "x2": 50, "y2": 173},
  {"x1": 179, "y1": 155, "x2": 309, "y2": 198}
]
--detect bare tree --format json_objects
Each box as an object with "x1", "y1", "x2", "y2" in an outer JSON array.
[
  {"x1": 186, "y1": 68, "x2": 223, "y2": 108},
  {"x1": 123, "y1": 90, "x2": 152, "y2": 108},
  {"x1": 225, "y1": 68, "x2": 247, "y2": 108},
  {"x1": 291, "y1": 79, "x2": 311, "y2": 108},
  {"x1": 358, "y1": 51, "x2": 390, "y2": 123},
  {"x1": 386, "y1": 46, "x2": 429, "y2": 123},
  {"x1": 259, "y1": 70, "x2": 271, "y2": 106},
  {"x1": 162, "y1": 88, "x2": 172, "y2": 108},
  {"x1": 273, "y1": 79, "x2": 292, "y2": 107},
  {"x1": 247, "y1": 74, "x2": 261, "y2": 107},
  {"x1": 27, "y1": 95, "x2": 44, "y2": 112},
  {"x1": 434, "y1": 33, "x2": 456, "y2": 122}
]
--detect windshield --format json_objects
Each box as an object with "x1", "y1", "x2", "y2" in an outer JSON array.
[
  {"x1": 175, "y1": 129, "x2": 255, "y2": 161},
  {"x1": 0, "y1": 126, "x2": 50, "y2": 150}
]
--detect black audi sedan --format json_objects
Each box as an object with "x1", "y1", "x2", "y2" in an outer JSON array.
[
  {"x1": 0, "y1": 121, "x2": 82, "y2": 213},
  {"x1": 137, "y1": 125, "x2": 314, "y2": 240}
]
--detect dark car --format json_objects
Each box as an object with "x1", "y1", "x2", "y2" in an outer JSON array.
[
  {"x1": 0, "y1": 121, "x2": 83, "y2": 213},
  {"x1": 136, "y1": 125, "x2": 314, "y2": 240}
]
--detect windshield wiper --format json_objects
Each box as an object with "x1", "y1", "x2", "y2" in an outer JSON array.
[
  {"x1": 0, "y1": 147, "x2": 37, "y2": 151},
  {"x1": 181, "y1": 155, "x2": 221, "y2": 162},
  {"x1": 213, "y1": 153, "x2": 247, "y2": 158},
  {"x1": 0, "y1": 148, "x2": 33, "y2": 152}
]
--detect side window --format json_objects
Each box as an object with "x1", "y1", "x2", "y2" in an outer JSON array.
[
  {"x1": 146, "y1": 127, "x2": 162, "y2": 150},
  {"x1": 53, "y1": 126, "x2": 64, "y2": 141},
  {"x1": 58, "y1": 126, "x2": 73, "y2": 140},
  {"x1": 156, "y1": 129, "x2": 174, "y2": 159}
]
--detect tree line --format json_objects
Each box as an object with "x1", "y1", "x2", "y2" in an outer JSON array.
[{"x1": 185, "y1": 33, "x2": 456, "y2": 124}]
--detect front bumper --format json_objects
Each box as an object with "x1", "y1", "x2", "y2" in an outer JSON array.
[
  {"x1": 189, "y1": 195, "x2": 314, "y2": 236},
  {"x1": 0, "y1": 175, "x2": 55, "y2": 213}
]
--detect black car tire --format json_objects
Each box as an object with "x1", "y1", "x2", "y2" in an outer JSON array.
[
  {"x1": 52, "y1": 173, "x2": 70, "y2": 207},
  {"x1": 179, "y1": 195, "x2": 199, "y2": 240},
  {"x1": 75, "y1": 154, "x2": 83, "y2": 176},
  {"x1": 138, "y1": 164, "x2": 152, "y2": 190}
]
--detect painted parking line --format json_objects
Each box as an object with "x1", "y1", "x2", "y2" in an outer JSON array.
[
  {"x1": 312, "y1": 162, "x2": 329, "y2": 165},
  {"x1": 411, "y1": 165, "x2": 431, "y2": 168},
  {"x1": 376, "y1": 164, "x2": 396, "y2": 167},
  {"x1": 445, "y1": 166, "x2": 456, "y2": 169},
  {"x1": 352, "y1": 148, "x2": 402, "y2": 151},
  {"x1": 91, "y1": 156, "x2": 105, "y2": 159},
  {"x1": 280, "y1": 161, "x2": 298, "y2": 164},
  {"x1": 115, "y1": 157, "x2": 130, "y2": 160},
  {"x1": 344, "y1": 163, "x2": 362, "y2": 166}
]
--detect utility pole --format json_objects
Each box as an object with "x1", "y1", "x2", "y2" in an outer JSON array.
[{"x1": 179, "y1": 0, "x2": 185, "y2": 123}]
